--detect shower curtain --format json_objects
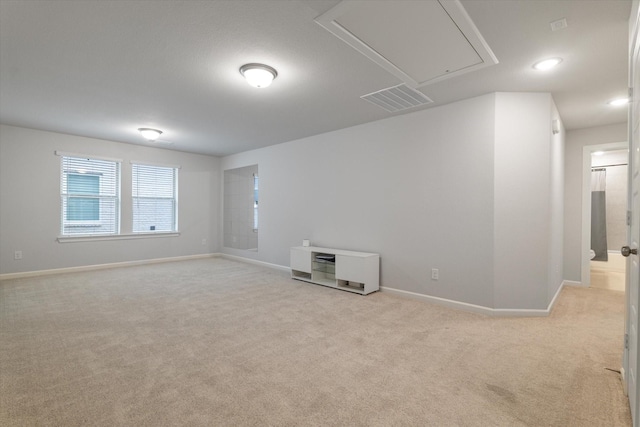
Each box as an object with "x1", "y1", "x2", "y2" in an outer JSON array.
[{"x1": 591, "y1": 168, "x2": 608, "y2": 261}]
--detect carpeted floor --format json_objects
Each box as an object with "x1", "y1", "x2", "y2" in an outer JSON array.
[{"x1": 0, "y1": 258, "x2": 632, "y2": 426}]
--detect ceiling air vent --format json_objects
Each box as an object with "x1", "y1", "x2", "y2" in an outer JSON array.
[{"x1": 361, "y1": 84, "x2": 433, "y2": 113}]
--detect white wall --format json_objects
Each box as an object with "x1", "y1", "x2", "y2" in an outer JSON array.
[
  {"x1": 493, "y1": 93, "x2": 564, "y2": 309},
  {"x1": 223, "y1": 93, "x2": 497, "y2": 307},
  {"x1": 548, "y1": 103, "x2": 565, "y2": 304},
  {"x1": 221, "y1": 92, "x2": 563, "y2": 310},
  {"x1": 563, "y1": 123, "x2": 628, "y2": 282},
  {"x1": 0, "y1": 125, "x2": 221, "y2": 274}
]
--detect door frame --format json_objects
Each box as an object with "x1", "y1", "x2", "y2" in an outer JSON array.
[
  {"x1": 625, "y1": 3, "x2": 640, "y2": 422},
  {"x1": 581, "y1": 142, "x2": 629, "y2": 287}
]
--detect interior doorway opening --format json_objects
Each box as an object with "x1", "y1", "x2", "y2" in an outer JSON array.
[
  {"x1": 581, "y1": 142, "x2": 628, "y2": 288},
  {"x1": 589, "y1": 149, "x2": 628, "y2": 291}
]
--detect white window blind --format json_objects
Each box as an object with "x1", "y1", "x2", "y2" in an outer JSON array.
[
  {"x1": 60, "y1": 155, "x2": 120, "y2": 235},
  {"x1": 132, "y1": 163, "x2": 178, "y2": 232}
]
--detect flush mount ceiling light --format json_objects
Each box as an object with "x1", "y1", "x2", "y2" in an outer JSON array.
[
  {"x1": 608, "y1": 97, "x2": 629, "y2": 106},
  {"x1": 138, "y1": 128, "x2": 163, "y2": 141},
  {"x1": 532, "y1": 57, "x2": 562, "y2": 71},
  {"x1": 239, "y1": 63, "x2": 278, "y2": 88}
]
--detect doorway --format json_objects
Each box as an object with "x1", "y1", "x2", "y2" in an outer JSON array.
[
  {"x1": 590, "y1": 149, "x2": 628, "y2": 291},
  {"x1": 581, "y1": 142, "x2": 628, "y2": 288}
]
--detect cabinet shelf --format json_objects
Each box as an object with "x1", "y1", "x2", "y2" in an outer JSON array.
[
  {"x1": 313, "y1": 260, "x2": 335, "y2": 275},
  {"x1": 337, "y1": 280, "x2": 365, "y2": 292},
  {"x1": 292, "y1": 270, "x2": 311, "y2": 280},
  {"x1": 290, "y1": 246, "x2": 379, "y2": 295}
]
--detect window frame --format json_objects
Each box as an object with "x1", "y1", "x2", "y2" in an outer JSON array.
[{"x1": 58, "y1": 152, "x2": 121, "y2": 236}]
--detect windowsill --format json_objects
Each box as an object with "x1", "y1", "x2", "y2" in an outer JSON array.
[{"x1": 57, "y1": 232, "x2": 180, "y2": 243}]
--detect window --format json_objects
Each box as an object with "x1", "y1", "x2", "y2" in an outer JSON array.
[
  {"x1": 67, "y1": 173, "x2": 99, "y2": 220},
  {"x1": 132, "y1": 163, "x2": 178, "y2": 232},
  {"x1": 60, "y1": 155, "x2": 120, "y2": 235}
]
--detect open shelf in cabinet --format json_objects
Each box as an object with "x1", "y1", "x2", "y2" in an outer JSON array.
[
  {"x1": 291, "y1": 270, "x2": 312, "y2": 280},
  {"x1": 336, "y1": 279, "x2": 365, "y2": 293}
]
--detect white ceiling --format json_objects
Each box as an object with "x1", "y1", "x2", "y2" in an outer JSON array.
[{"x1": 0, "y1": 0, "x2": 632, "y2": 157}]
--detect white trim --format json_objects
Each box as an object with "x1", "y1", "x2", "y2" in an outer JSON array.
[
  {"x1": 0, "y1": 253, "x2": 218, "y2": 281},
  {"x1": 57, "y1": 232, "x2": 180, "y2": 243},
  {"x1": 562, "y1": 280, "x2": 585, "y2": 287},
  {"x1": 130, "y1": 160, "x2": 181, "y2": 169},
  {"x1": 548, "y1": 281, "x2": 566, "y2": 311},
  {"x1": 380, "y1": 287, "x2": 495, "y2": 315},
  {"x1": 55, "y1": 150, "x2": 122, "y2": 163},
  {"x1": 380, "y1": 281, "x2": 566, "y2": 317},
  {"x1": 220, "y1": 253, "x2": 291, "y2": 273},
  {"x1": 0, "y1": 252, "x2": 566, "y2": 318}
]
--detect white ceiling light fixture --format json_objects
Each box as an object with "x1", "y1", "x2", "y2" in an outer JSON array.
[
  {"x1": 138, "y1": 128, "x2": 163, "y2": 141},
  {"x1": 532, "y1": 57, "x2": 562, "y2": 71},
  {"x1": 239, "y1": 63, "x2": 278, "y2": 88},
  {"x1": 608, "y1": 97, "x2": 629, "y2": 106}
]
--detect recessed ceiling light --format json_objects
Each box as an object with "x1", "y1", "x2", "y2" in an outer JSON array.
[
  {"x1": 608, "y1": 97, "x2": 629, "y2": 106},
  {"x1": 138, "y1": 128, "x2": 163, "y2": 141},
  {"x1": 532, "y1": 57, "x2": 562, "y2": 71},
  {"x1": 239, "y1": 63, "x2": 278, "y2": 88}
]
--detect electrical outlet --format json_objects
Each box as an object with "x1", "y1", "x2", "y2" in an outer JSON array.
[
  {"x1": 14, "y1": 250, "x2": 22, "y2": 260},
  {"x1": 431, "y1": 268, "x2": 439, "y2": 280},
  {"x1": 201, "y1": 238, "x2": 207, "y2": 246}
]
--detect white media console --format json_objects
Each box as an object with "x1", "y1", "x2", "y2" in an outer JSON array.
[{"x1": 290, "y1": 246, "x2": 380, "y2": 295}]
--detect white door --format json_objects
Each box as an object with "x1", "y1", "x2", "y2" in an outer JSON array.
[{"x1": 625, "y1": 2, "x2": 640, "y2": 425}]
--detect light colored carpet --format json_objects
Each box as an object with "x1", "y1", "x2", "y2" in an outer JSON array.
[{"x1": 0, "y1": 258, "x2": 631, "y2": 426}]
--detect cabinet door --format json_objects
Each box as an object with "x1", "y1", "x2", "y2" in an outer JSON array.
[
  {"x1": 290, "y1": 248, "x2": 311, "y2": 273},
  {"x1": 335, "y1": 255, "x2": 366, "y2": 283}
]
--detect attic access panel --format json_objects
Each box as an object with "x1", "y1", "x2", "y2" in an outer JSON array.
[{"x1": 315, "y1": 0, "x2": 498, "y2": 88}]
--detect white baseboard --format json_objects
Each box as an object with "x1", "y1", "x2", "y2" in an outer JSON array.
[
  {"x1": 563, "y1": 280, "x2": 586, "y2": 288},
  {"x1": 1, "y1": 255, "x2": 569, "y2": 319},
  {"x1": 547, "y1": 281, "x2": 566, "y2": 312},
  {"x1": 0, "y1": 253, "x2": 219, "y2": 281},
  {"x1": 219, "y1": 253, "x2": 290, "y2": 273},
  {"x1": 381, "y1": 280, "x2": 566, "y2": 317},
  {"x1": 380, "y1": 287, "x2": 496, "y2": 315}
]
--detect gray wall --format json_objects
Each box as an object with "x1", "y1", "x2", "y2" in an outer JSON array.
[
  {"x1": 0, "y1": 125, "x2": 221, "y2": 274},
  {"x1": 563, "y1": 123, "x2": 628, "y2": 282},
  {"x1": 221, "y1": 92, "x2": 564, "y2": 310}
]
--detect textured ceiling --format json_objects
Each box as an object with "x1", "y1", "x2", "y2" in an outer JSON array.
[{"x1": 0, "y1": 0, "x2": 632, "y2": 156}]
